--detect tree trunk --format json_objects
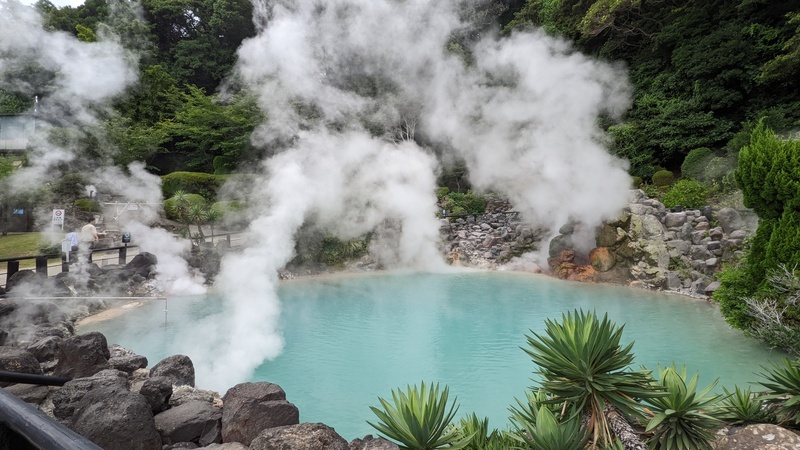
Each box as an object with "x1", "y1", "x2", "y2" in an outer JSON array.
[{"x1": 604, "y1": 406, "x2": 647, "y2": 450}]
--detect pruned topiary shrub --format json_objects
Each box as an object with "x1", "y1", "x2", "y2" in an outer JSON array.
[
  {"x1": 651, "y1": 170, "x2": 675, "y2": 187},
  {"x1": 161, "y1": 172, "x2": 228, "y2": 201},
  {"x1": 661, "y1": 179, "x2": 709, "y2": 209},
  {"x1": 681, "y1": 148, "x2": 713, "y2": 180}
]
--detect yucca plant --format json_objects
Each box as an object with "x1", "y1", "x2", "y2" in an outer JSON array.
[
  {"x1": 510, "y1": 405, "x2": 589, "y2": 450},
  {"x1": 452, "y1": 413, "x2": 513, "y2": 450},
  {"x1": 716, "y1": 386, "x2": 775, "y2": 426},
  {"x1": 756, "y1": 358, "x2": 800, "y2": 426},
  {"x1": 523, "y1": 309, "x2": 664, "y2": 447},
  {"x1": 367, "y1": 382, "x2": 471, "y2": 449},
  {"x1": 643, "y1": 365, "x2": 724, "y2": 450}
]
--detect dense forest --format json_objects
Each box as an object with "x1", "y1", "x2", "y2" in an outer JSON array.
[
  {"x1": 0, "y1": 0, "x2": 797, "y2": 179},
  {"x1": 1, "y1": 0, "x2": 800, "y2": 353}
]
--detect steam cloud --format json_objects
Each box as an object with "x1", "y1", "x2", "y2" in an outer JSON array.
[
  {"x1": 0, "y1": 1, "x2": 205, "y2": 299},
  {"x1": 190, "y1": 0, "x2": 632, "y2": 389}
]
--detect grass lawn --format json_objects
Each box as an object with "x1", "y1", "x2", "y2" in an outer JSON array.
[{"x1": 0, "y1": 233, "x2": 62, "y2": 269}]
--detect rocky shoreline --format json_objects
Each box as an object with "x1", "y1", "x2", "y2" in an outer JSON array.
[{"x1": 0, "y1": 189, "x2": 778, "y2": 449}]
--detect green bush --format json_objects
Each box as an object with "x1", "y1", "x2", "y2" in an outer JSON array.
[
  {"x1": 164, "y1": 193, "x2": 207, "y2": 221},
  {"x1": 210, "y1": 201, "x2": 245, "y2": 215},
  {"x1": 161, "y1": 171, "x2": 228, "y2": 201},
  {"x1": 661, "y1": 179, "x2": 709, "y2": 209},
  {"x1": 74, "y1": 198, "x2": 100, "y2": 212},
  {"x1": 651, "y1": 170, "x2": 675, "y2": 187},
  {"x1": 442, "y1": 190, "x2": 486, "y2": 215},
  {"x1": 631, "y1": 176, "x2": 643, "y2": 188},
  {"x1": 681, "y1": 148, "x2": 713, "y2": 180},
  {"x1": 436, "y1": 187, "x2": 450, "y2": 199},
  {"x1": 757, "y1": 358, "x2": 800, "y2": 426}
]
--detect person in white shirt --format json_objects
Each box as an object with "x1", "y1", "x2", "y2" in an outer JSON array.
[{"x1": 80, "y1": 217, "x2": 99, "y2": 249}]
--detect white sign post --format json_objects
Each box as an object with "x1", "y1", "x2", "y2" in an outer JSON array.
[{"x1": 52, "y1": 209, "x2": 65, "y2": 230}]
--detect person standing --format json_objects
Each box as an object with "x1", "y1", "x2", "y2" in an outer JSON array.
[{"x1": 78, "y1": 217, "x2": 99, "y2": 264}]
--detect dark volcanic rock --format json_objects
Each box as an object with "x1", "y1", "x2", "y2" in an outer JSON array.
[
  {"x1": 349, "y1": 435, "x2": 400, "y2": 450},
  {"x1": 109, "y1": 354, "x2": 148, "y2": 374},
  {"x1": 26, "y1": 335, "x2": 63, "y2": 362},
  {"x1": 0, "y1": 347, "x2": 42, "y2": 386},
  {"x1": 52, "y1": 370, "x2": 161, "y2": 450},
  {"x1": 250, "y1": 423, "x2": 349, "y2": 450},
  {"x1": 4, "y1": 383, "x2": 49, "y2": 405},
  {"x1": 151, "y1": 354, "x2": 195, "y2": 387},
  {"x1": 221, "y1": 382, "x2": 300, "y2": 446},
  {"x1": 53, "y1": 332, "x2": 110, "y2": 378},
  {"x1": 154, "y1": 400, "x2": 222, "y2": 445},
  {"x1": 140, "y1": 376, "x2": 173, "y2": 414}
]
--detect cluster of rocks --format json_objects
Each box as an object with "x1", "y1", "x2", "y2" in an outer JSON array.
[
  {"x1": 548, "y1": 190, "x2": 756, "y2": 295},
  {"x1": 0, "y1": 326, "x2": 399, "y2": 450},
  {"x1": 439, "y1": 197, "x2": 544, "y2": 267}
]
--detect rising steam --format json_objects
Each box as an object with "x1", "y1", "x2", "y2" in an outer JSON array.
[
  {"x1": 188, "y1": 0, "x2": 632, "y2": 390},
  {"x1": 0, "y1": 1, "x2": 205, "y2": 299}
]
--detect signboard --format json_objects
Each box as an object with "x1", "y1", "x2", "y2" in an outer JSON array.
[
  {"x1": 127, "y1": 203, "x2": 139, "y2": 211},
  {"x1": 52, "y1": 209, "x2": 65, "y2": 230}
]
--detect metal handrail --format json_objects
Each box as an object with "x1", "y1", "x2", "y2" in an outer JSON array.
[{"x1": 0, "y1": 388, "x2": 102, "y2": 449}]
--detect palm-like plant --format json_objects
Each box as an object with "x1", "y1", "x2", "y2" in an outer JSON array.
[
  {"x1": 511, "y1": 405, "x2": 589, "y2": 450},
  {"x1": 368, "y1": 382, "x2": 471, "y2": 450},
  {"x1": 643, "y1": 365, "x2": 724, "y2": 450},
  {"x1": 452, "y1": 413, "x2": 513, "y2": 450},
  {"x1": 756, "y1": 358, "x2": 800, "y2": 426},
  {"x1": 523, "y1": 309, "x2": 663, "y2": 448},
  {"x1": 716, "y1": 386, "x2": 775, "y2": 426}
]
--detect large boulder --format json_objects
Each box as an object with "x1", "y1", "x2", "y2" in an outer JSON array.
[
  {"x1": 250, "y1": 423, "x2": 348, "y2": 450},
  {"x1": 0, "y1": 347, "x2": 42, "y2": 386},
  {"x1": 140, "y1": 376, "x2": 173, "y2": 414},
  {"x1": 151, "y1": 354, "x2": 195, "y2": 387},
  {"x1": 52, "y1": 370, "x2": 161, "y2": 450},
  {"x1": 221, "y1": 382, "x2": 300, "y2": 446},
  {"x1": 716, "y1": 208, "x2": 747, "y2": 234},
  {"x1": 713, "y1": 424, "x2": 800, "y2": 449},
  {"x1": 154, "y1": 400, "x2": 222, "y2": 446},
  {"x1": 589, "y1": 247, "x2": 616, "y2": 272},
  {"x1": 26, "y1": 335, "x2": 63, "y2": 363},
  {"x1": 125, "y1": 252, "x2": 158, "y2": 278},
  {"x1": 53, "y1": 331, "x2": 110, "y2": 379}
]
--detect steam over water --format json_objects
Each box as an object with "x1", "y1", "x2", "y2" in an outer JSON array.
[
  {"x1": 81, "y1": 272, "x2": 785, "y2": 439},
  {"x1": 4, "y1": 0, "x2": 634, "y2": 389}
]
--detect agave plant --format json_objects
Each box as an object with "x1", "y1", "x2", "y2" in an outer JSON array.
[
  {"x1": 452, "y1": 413, "x2": 513, "y2": 450},
  {"x1": 756, "y1": 358, "x2": 800, "y2": 426},
  {"x1": 510, "y1": 405, "x2": 588, "y2": 450},
  {"x1": 523, "y1": 309, "x2": 664, "y2": 447},
  {"x1": 367, "y1": 382, "x2": 471, "y2": 450},
  {"x1": 643, "y1": 365, "x2": 724, "y2": 450},
  {"x1": 716, "y1": 386, "x2": 775, "y2": 426}
]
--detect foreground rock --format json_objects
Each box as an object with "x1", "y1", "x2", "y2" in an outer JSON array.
[
  {"x1": 713, "y1": 424, "x2": 800, "y2": 450},
  {"x1": 251, "y1": 422, "x2": 349, "y2": 450},
  {"x1": 221, "y1": 382, "x2": 300, "y2": 446}
]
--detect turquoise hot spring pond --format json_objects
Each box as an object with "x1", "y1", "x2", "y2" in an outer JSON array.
[{"x1": 79, "y1": 271, "x2": 785, "y2": 440}]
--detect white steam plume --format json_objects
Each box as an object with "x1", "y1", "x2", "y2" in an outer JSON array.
[
  {"x1": 195, "y1": 0, "x2": 631, "y2": 389},
  {"x1": 1, "y1": 3, "x2": 203, "y2": 297}
]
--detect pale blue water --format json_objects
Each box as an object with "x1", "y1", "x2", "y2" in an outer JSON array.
[{"x1": 79, "y1": 271, "x2": 784, "y2": 440}]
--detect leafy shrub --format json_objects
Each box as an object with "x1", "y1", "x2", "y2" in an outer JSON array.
[
  {"x1": 681, "y1": 148, "x2": 713, "y2": 180},
  {"x1": 74, "y1": 198, "x2": 100, "y2": 212},
  {"x1": 164, "y1": 193, "x2": 207, "y2": 221},
  {"x1": 367, "y1": 382, "x2": 469, "y2": 449},
  {"x1": 453, "y1": 413, "x2": 513, "y2": 450},
  {"x1": 321, "y1": 236, "x2": 370, "y2": 266},
  {"x1": 441, "y1": 190, "x2": 486, "y2": 216},
  {"x1": 631, "y1": 176, "x2": 643, "y2": 188},
  {"x1": 643, "y1": 365, "x2": 723, "y2": 450},
  {"x1": 661, "y1": 179, "x2": 709, "y2": 209},
  {"x1": 511, "y1": 405, "x2": 587, "y2": 450},
  {"x1": 651, "y1": 170, "x2": 675, "y2": 187},
  {"x1": 641, "y1": 183, "x2": 662, "y2": 199},
  {"x1": 0, "y1": 156, "x2": 13, "y2": 179},
  {"x1": 436, "y1": 187, "x2": 450, "y2": 199},
  {"x1": 161, "y1": 171, "x2": 228, "y2": 201},
  {"x1": 53, "y1": 173, "x2": 88, "y2": 201}
]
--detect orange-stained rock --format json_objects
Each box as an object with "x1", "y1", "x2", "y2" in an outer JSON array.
[
  {"x1": 589, "y1": 247, "x2": 616, "y2": 272},
  {"x1": 567, "y1": 265, "x2": 597, "y2": 283}
]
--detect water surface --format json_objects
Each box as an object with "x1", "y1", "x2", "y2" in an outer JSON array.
[{"x1": 80, "y1": 271, "x2": 783, "y2": 440}]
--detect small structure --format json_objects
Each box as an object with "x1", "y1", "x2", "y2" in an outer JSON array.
[{"x1": 0, "y1": 114, "x2": 35, "y2": 152}]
